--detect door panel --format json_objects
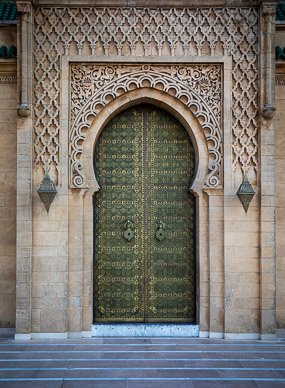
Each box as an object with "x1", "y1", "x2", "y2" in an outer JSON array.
[
  {"x1": 94, "y1": 104, "x2": 195, "y2": 323},
  {"x1": 94, "y1": 107, "x2": 143, "y2": 321}
]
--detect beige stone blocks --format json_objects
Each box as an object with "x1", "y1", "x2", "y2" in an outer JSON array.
[
  {"x1": 39, "y1": 309, "x2": 67, "y2": 333},
  {"x1": 30, "y1": 192, "x2": 69, "y2": 334},
  {"x1": 223, "y1": 192, "x2": 260, "y2": 335},
  {"x1": 0, "y1": 27, "x2": 16, "y2": 48},
  {"x1": 0, "y1": 82, "x2": 17, "y2": 328},
  {"x1": 276, "y1": 89, "x2": 285, "y2": 328},
  {"x1": 225, "y1": 308, "x2": 259, "y2": 334},
  {"x1": 16, "y1": 115, "x2": 33, "y2": 334}
]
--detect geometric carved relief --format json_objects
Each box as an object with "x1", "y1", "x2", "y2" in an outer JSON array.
[
  {"x1": 276, "y1": 75, "x2": 285, "y2": 85},
  {"x1": 0, "y1": 74, "x2": 17, "y2": 84},
  {"x1": 34, "y1": 7, "x2": 258, "y2": 184},
  {"x1": 70, "y1": 64, "x2": 222, "y2": 189}
]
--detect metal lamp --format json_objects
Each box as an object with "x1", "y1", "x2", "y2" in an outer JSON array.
[
  {"x1": 37, "y1": 170, "x2": 57, "y2": 213},
  {"x1": 237, "y1": 173, "x2": 255, "y2": 213}
]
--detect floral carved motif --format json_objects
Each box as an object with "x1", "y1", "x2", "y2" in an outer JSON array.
[
  {"x1": 70, "y1": 64, "x2": 222, "y2": 189},
  {"x1": 34, "y1": 7, "x2": 258, "y2": 184}
]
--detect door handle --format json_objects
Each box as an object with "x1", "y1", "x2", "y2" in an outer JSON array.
[
  {"x1": 155, "y1": 220, "x2": 166, "y2": 241},
  {"x1": 123, "y1": 220, "x2": 134, "y2": 241}
]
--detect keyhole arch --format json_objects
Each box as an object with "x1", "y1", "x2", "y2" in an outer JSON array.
[{"x1": 82, "y1": 88, "x2": 209, "y2": 197}]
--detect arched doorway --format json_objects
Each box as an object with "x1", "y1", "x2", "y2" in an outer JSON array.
[{"x1": 93, "y1": 104, "x2": 196, "y2": 323}]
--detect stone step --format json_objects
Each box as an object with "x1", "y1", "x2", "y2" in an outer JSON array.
[{"x1": 0, "y1": 337, "x2": 284, "y2": 387}]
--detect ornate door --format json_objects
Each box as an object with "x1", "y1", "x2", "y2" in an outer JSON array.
[{"x1": 94, "y1": 104, "x2": 195, "y2": 323}]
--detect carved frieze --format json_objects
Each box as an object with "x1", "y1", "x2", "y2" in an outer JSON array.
[
  {"x1": 33, "y1": 7, "x2": 259, "y2": 184},
  {"x1": 276, "y1": 75, "x2": 285, "y2": 85},
  {"x1": 0, "y1": 74, "x2": 17, "y2": 84},
  {"x1": 70, "y1": 64, "x2": 222, "y2": 189}
]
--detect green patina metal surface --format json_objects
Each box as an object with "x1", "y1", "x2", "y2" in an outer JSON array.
[
  {"x1": 0, "y1": 0, "x2": 16, "y2": 22},
  {"x1": 276, "y1": 46, "x2": 285, "y2": 60},
  {"x1": 277, "y1": 1, "x2": 285, "y2": 21},
  {"x1": 0, "y1": 45, "x2": 16, "y2": 58},
  {"x1": 93, "y1": 104, "x2": 195, "y2": 323}
]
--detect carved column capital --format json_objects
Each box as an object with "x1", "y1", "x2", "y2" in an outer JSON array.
[
  {"x1": 261, "y1": 3, "x2": 276, "y2": 22},
  {"x1": 16, "y1": 1, "x2": 32, "y2": 14}
]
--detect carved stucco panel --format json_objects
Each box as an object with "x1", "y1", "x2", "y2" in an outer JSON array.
[
  {"x1": 70, "y1": 64, "x2": 222, "y2": 189},
  {"x1": 33, "y1": 7, "x2": 258, "y2": 185}
]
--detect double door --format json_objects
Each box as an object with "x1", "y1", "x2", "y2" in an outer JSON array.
[{"x1": 93, "y1": 104, "x2": 195, "y2": 322}]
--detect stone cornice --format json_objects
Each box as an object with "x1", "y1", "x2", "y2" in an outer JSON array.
[
  {"x1": 258, "y1": 0, "x2": 278, "y2": 4},
  {"x1": 0, "y1": 60, "x2": 17, "y2": 73},
  {"x1": 32, "y1": 0, "x2": 262, "y2": 7}
]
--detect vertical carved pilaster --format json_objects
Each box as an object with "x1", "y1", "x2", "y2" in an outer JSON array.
[
  {"x1": 14, "y1": 0, "x2": 33, "y2": 339},
  {"x1": 16, "y1": 1, "x2": 32, "y2": 117},
  {"x1": 259, "y1": 1, "x2": 278, "y2": 341},
  {"x1": 262, "y1": 3, "x2": 276, "y2": 119}
]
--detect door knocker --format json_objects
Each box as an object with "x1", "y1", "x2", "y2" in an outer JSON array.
[
  {"x1": 123, "y1": 220, "x2": 134, "y2": 241},
  {"x1": 155, "y1": 220, "x2": 166, "y2": 241}
]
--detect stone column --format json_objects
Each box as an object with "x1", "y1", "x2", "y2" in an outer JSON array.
[
  {"x1": 16, "y1": 1, "x2": 31, "y2": 118},
  {"x1": 204, "y1": 189, "x2": 224, "y2": 339},
  {"x1": 195, "y1": 192, "x2": 210, "y2": 337},
  {"x1": 259, "y1": 1, "x2": 277, "y2": 340},
  {"x1": 82, "y1": 190, "x2": 94, "y2": 337},
  {"x1": 15, "y1": 0, "x2": 33, "y2": 339},
  {"x1": 67, "y1": 191, "x2": 85, "y2": 337}
]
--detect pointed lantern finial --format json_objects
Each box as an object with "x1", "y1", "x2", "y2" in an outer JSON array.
[
  {"x1": 237, "y1": 173, "x2": 255, "y2": 213},
  {"x1": 37, "y1": 169, "x2": 57, "y2": 213}
]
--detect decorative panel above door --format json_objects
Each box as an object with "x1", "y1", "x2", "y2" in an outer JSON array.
[{"x1": 94, "y1": 104, "x2": 195, "y2": 322}]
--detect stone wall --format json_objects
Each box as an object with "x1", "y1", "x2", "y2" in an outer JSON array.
[
  {"x1": 275, "y1": 27, "x2": 285, "y2": 328},
  {"x1": 0, "y1": 23, "x2": 17, "y2": 327},
  {"x1": 13, "y1": 1, "x2": 278, "y2": 339},
  {"x1": 276, "y1": 95, "x2": 285, "y2": 329}
]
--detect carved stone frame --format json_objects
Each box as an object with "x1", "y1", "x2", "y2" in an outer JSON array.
[{"x1": 61, "y1": 55, "x2": 232, "y2": 337}]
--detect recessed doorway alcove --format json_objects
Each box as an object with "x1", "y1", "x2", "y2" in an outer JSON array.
[{"x1": 92, "y1": 104, "x2": 198, "y2": 336}]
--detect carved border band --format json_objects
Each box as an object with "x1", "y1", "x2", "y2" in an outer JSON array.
[
  {"x1": 276, "y1": 75, "x2": 285, "y2": 85},
  {"x1": 0, "y1": 73, "x2": 17, "y2": 84}
]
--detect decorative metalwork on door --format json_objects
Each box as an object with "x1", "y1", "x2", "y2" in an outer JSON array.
[{"x1": 94, "y1": 104, "x2": 195, "y2": 322}]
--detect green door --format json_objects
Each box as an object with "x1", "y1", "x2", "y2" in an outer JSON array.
[{"x1": 93, "y1": 104, "x2": 195, "y2": 323}]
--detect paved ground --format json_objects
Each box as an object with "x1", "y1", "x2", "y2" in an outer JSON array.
[{"x1": 0, "y1": 335, "x2": 285, "y2": 387}]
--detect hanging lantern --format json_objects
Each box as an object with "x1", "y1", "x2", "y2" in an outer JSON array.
[
  {"x1": 237, "y1": 174, "x2": 255, "y2": 213},
  {"x1": 37, "y1": 170, "x2": 57, "y2": 213}
]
